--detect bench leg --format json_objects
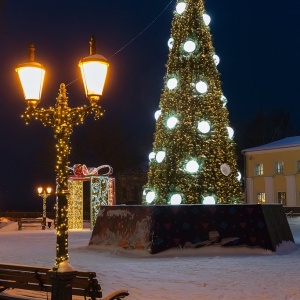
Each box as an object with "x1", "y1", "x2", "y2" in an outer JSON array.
[{"x1": 47, "y1": 270, "x2": 77, "y2": 300}]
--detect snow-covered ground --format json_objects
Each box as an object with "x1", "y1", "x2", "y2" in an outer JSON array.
[{"x1": 0, "y1": 216, "x2": 300, "y2": 299}]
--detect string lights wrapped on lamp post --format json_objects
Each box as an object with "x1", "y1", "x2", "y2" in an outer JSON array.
[
  {"x1": 37, "y1": 186, "x2": 52, "y2": 229},
  {"x1": 16, "y1": 37, "x2": 109, "y2": 300}
]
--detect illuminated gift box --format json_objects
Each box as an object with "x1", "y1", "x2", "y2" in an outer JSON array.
[{"x1": 67, "y1": 164, "x2": 115, "y2": 230}]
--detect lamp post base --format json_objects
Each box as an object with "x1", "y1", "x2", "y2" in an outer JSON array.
[{"x1": 47, "y1": 268, "x2": 77, "y2": 300}]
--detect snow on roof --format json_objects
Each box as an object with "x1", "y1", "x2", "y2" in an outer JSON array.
[{"x1": 242, "y1": 136, "x2": 300, "y2": 153}]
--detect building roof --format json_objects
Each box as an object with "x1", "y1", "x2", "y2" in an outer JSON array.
[{"x1": 242, "y1": 136, "x2": 300, "y2": 154}]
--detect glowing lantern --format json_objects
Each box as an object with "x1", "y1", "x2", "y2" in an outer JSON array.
[
  {"x1": 78, "y1": 36, "x2": 109, "y2": 105},
  {"x1": 16, "y1": 43, "x2": 45, "y2": 108}
]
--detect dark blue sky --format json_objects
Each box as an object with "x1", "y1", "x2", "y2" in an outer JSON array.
[{"x1": 1, "y1": 0, "x2": 300, "y2": 210}]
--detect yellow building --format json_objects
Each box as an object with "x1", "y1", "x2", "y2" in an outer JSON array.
[{"x1": 242, "y1": 136, "x2": 300, "y2": 207}]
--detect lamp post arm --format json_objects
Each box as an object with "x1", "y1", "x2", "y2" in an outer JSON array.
[
  {"x1": 22, "y1": 107, "x2": 56, "y2": 127},
  {"x1": 68, "y1": 105, "x2": 104, "y2": 126}
]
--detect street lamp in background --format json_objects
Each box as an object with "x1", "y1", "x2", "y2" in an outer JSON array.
[
  {"x1": 37, "y1": 186, "x2": 52, "y2": 229},
  {"x1": 16, "y1": 36, "x2": 109, "y2": 300}
]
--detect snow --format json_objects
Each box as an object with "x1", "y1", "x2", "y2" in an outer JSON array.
[{"x1": 1, "y1": 217, "x2": 300, "y2": 299}]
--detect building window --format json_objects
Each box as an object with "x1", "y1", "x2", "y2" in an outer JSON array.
[
  {"x1": 277, "y1": 192, "x2": 286, "y2": 206},
  {"x1": 255, "y1": 164, "x2": 263, "y2": 176},
  {"x1": 257, "y1": 192, "x2": 266, "y2": 204},
  {"x1": 275, "y1": 161, "x2": 284, "y2": 174}
]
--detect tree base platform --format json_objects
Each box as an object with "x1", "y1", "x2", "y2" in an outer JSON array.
[{"x1": 89, "y1": 204, "x2": 294, "y2": 254}]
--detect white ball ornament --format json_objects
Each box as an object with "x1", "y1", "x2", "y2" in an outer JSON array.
[
  {"x1": 168, "y1": 38, "x2": 174, "y2": 49},
  {"x1": 227, "y1": 126, "x2": 234, "y2": 139},
  {"x1": 176, "y1": 2, "x2": 186, "y2": 14},
  {"x1": 156, "y1": 151, "x2": 166, "y2": 163},
  {"x1": 154, "y1": 110, "x2": 161, "y2": 120},
  {"x1": 220, "y1": 163, "x2": 231, "y2": 176},
  {"x1": 170, "y1": 194, "x2": 182, "y2": 205},
  {"x1": 202, "y1": 13, "x2": 211, "y2": 26},
  {"x1": 237, "y1": 171, "x2": 242, "y2": 181},
  {"x1": 221, "y1": 95, "x2": 227, "y2": 107},
  {"x1": 203, "y1": 195, "x2": 216, "y2": 204},
  {"x1": 186, "y1": 160, "x2": 199, "y2": 173},
  {"x1": 146, "y1": 191, "x2": 156, "y2": 204},
  {"x1": 196, "y1": 81, "x2": 208, "y2": 94},
  {"x1": 198, "y1": 121, "x2": 210, "y2": 134},
  {"x1": 149, "y1": 152, "x2": 156, "y2": 161},
  {"x1": 183, "y1": 40, "x2": 196, "y2": 53},
  {"x1": 167, "y1": 116, "x2": 178, "y2": 129},
  {"x1": 167, "y1": 78, "x2": 178, "y2": 90},
  {"x1": 213, "y1": 54, "x2": 220, "y2": 66}
]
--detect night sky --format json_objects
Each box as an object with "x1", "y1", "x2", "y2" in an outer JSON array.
[{"x1": 1, "y1": 0, "x2": 300, "y2": 211}]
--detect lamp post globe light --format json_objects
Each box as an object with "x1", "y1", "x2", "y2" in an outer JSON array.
[
  {"x1": 16, "y1": 36, "x2": 109, "y2": 299},
  {"x1": 37, "y1": 186, "x2": 52, "y2": 229}
]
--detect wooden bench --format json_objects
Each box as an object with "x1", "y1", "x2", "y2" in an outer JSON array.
[
  {"x1": 17, "y1": 219, "x2": 44, "y2": 230},
  {"x1": 0, "y1": 263, "x2": 129, "y2": 300}
]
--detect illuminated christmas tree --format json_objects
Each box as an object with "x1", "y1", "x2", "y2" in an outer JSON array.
[{"x1": 144, "y1": 0, "x2": 243, "y2": 205}]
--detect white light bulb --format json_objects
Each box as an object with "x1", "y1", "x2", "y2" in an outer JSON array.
[
  {"x1": 170, "y1": 194, "x2": 182, "y2": 205},
  {"x1": 183, "y1": 41, "x2": 196, "y2": 53},
  {"x1": 213, "y1": 54, "x2": 220, "y2": 66},
  {"x1": 227, "y1": 127, "x2": 234, "y2": 139},
  {"x1": 176, "y1": 2, "x2": 186, "y2": 14},
  {"x1": 167, "y1": 116, "x2": 178, "y2": 129},
  {"x1": 186, "y1": 160, "x2": 199, "y2": 173},
  {"x1": 146, "y1": 191, "x2": 156, "y2": 204},
  {"x1": 168, "y1": 38, "x2": 174, "y2": 49},
  {"x1": 203, "y1": 13, "x2": 211, "y2": 26},
  {"x1": 198, "y1": 121, "x2": 210, "y2": 134},
  {"x1": 203, "y1": 195, "x2": 216, "y2": 205},
  {"x1": 154, "y1": 110, "x2": 161, "y2": 120},
  {"x1": 196, "y1": 81, "x2": 208, "y2": 94},
  {"x1": 167, "y1": 78, "x2": 178, "y2": 90},
  {"x1": 156, "y1": 151, "x2": 166, "y2": 163},
  {"x1": 149, "y1": 152, "x2": 156, "y2": 161}
]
